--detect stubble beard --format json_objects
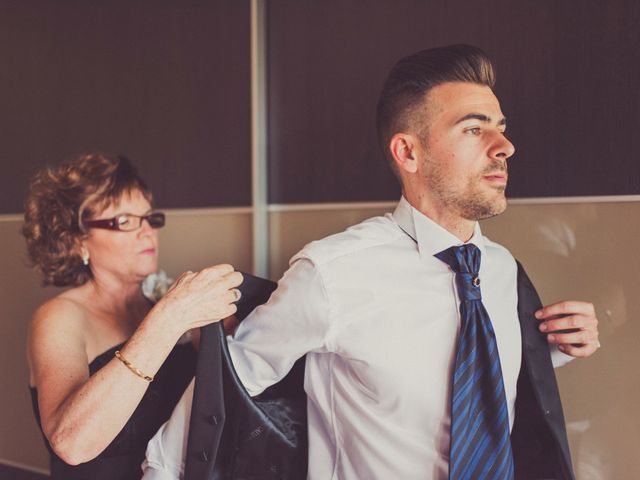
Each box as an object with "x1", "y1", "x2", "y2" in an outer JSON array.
[{"x1": 424, "y1": 158, "x2": 508, "y2": 222}]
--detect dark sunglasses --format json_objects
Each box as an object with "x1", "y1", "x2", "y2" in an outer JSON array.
[{"x1": 83, "y1": 212, "x2": 166, "y2": 232}]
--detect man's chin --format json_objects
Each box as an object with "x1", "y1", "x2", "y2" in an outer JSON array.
[
  {"x1": 461, "y1": 196, "x2": 507, "y2": 221},
  {"x1": 492, "y1": 196, "x2": 508, "y2": 215}
]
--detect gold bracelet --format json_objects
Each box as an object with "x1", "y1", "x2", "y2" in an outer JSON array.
[{"x1": 114, "y1": 350, "x2": 154, "y2": 382}]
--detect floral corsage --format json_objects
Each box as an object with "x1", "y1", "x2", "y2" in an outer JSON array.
[
  {"x1": 141, "y1": 270, "x2": 173, "y2": 304},
  {"x1": 141, "y1": 270, "x2": 193, "y2": 344}
]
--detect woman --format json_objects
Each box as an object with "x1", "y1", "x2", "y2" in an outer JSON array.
[{"x1": 23, "y1": 153, "x2": 242, "y2": 479}]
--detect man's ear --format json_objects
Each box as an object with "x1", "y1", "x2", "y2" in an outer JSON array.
[{"x1": 389, "y1": 133, "x2": 420, "y2": 174}]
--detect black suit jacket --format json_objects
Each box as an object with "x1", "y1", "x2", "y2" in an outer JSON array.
[
  {"x1": 511, "y1": 262, "x2": 574, "y2": 479},
  {"x1": 185, "y1": 265, "x2": 575, "y2": 480}
]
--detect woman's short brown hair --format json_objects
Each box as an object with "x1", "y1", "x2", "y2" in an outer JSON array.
[{"x1": 22, "y1": 153, "x2": 152, "y2": 287}]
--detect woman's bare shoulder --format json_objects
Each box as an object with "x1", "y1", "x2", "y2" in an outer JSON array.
[
  {"x1": 28, "y1": 288, "x2": 91, "y2": 386},
  {"x1": 34, "y1": 289, "x2": 89, "y2": 324},
  {"x1": 29, "y1": 288, "x2": 91, "y2": 347}
]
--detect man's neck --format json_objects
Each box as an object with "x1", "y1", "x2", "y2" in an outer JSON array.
[{"x1": 402, "y1": 193, "x2": 476, "y2": 243}]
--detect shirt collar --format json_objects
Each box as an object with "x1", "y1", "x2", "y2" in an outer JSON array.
[{"x1": 392, "y1": 196, "x2": 487, "y2": 260}]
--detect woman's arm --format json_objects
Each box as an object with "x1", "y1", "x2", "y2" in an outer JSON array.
[{"x1": 29, "y1": 265, "x2": 242, "y2": 465}]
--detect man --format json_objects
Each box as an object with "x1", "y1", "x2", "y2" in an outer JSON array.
[{"x1": 143, "y1": 44, "x2": 599, "y2": 479}]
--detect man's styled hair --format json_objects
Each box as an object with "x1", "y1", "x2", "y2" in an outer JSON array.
[{"x1": 376, "y1": 44, "x2": 496, "y2": 179}]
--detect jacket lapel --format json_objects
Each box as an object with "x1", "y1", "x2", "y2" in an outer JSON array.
[{"x1": 513, "y1": 261, "x2": 575, "y2": 480}]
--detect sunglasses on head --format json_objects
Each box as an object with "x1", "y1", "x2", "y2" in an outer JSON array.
[{"x1": 83, "y1": 212, "x2": 166, "y2": 232}]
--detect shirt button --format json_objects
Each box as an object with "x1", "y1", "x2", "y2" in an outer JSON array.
[
  {"x1": 199, "y1": 450, "x2": 209, "y2": 462},
  {"x1": 207, "y1": 414, "x2": 218, "y2": 425}
]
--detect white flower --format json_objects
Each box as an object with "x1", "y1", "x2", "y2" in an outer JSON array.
[
  {"x1": 141, "y1": 270, "x2": 193, "y2": 344},
  {"x1": 141, "y1": 270, "x2": 174, "y2": 303}
]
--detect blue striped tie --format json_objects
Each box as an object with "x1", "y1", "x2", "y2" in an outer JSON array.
[{"x1": 435, "y1": 244, "x2": 514, "y2": 480}]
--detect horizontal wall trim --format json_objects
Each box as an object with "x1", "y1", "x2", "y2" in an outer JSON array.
[
  {"x1": 507, "y1": 195, "x2": 640, "y2": 205},
  {"x1": 0, "y1": 214, "x2": 23, "y2": 222},
  {"x1": 268, "y1": 201, "x2": 397, "y2": 212},
  {"x1": 0, "y1": 457, "x2": 49, "y2": 476},
  {"x1": 0, "y1": 206, "x2": 254, "y2": 223},
  {"x1": 164, "y1": 206, "x2": 253, "y2": 216},
  {"x1": 269, "y1": 195, "x2": 640, "y2": 212},
  {"x1": 1, "y1": 195, "x2": 638, "y2": 222}
]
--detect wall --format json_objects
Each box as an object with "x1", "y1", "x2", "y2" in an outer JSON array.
[
  {"x1": 0, "y1": 217, "x2": 55, "y2": 472},
  {"x1": 1, "y1": 1, "x2": 638, "y2": 478},
  {"x1": 267, "y1": 0, "x2": 640, "y2": 202},
  {"x1": 483, "y1": 199, "x2": 640, "y2": 479},
  {"x1": 0, "y1": 0, "x2": 252, "y2": 213}
]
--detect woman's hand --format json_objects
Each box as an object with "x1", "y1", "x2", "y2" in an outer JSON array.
[{"x1": 151, "y1": 264, "x2": 244, "y2": 338}]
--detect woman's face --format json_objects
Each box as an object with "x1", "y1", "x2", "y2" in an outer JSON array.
[{"x1": 82, "y1": 189, "x2": 159, "y2": 284}]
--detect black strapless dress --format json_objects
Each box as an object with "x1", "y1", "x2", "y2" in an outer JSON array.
[{"x1": 30, "y1": 342, "x2": 196, "y2": 480}]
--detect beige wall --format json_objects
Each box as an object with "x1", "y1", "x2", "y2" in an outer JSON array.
[
  {"x1": 2, "y1": 200, "x2": 639, "y2": 478},
  {"x1": 156, "y1": 209, "x2": 253, "y2": 277},
  {"x1": 483, "y1": 201, "x2": 640, "y2": 479},
  {"x1": 0, "y1": 217, "x2": 56, "y2": 471}
]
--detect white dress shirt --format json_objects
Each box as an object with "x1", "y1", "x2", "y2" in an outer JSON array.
[{"x1": 143, "y1": 197, "x2": 570, "y2": 480}]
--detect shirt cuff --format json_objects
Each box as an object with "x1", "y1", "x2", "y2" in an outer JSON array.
[
  {"x1": 141, "y1": 461, "x2": 182, "y2": 480},
  {"x1": 550, "y1": 344, "x2": 575, "y2": 368}
]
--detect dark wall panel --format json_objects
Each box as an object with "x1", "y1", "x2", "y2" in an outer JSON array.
[
  {"x1": 0, "y1": 0, "x2": 251, "y2": 213},
  {"x1": 267, "y1": 0, "x2": 640, "y2": 203}
]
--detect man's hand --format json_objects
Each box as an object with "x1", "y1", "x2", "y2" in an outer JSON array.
[{"x1": 536, "y1": 301, "x2": 600, "y2": 358}]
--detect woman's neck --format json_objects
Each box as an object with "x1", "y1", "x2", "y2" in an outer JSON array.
[{"x1": 84, "y1": 274, "x2": 148, "y2": 323}]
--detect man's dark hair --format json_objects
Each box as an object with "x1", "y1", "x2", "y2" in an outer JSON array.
[{"x1": 376, "y1": 44, "x2": 496, "y2": 179}]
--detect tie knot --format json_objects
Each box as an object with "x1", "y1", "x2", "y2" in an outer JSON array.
[{"x1": 435, "y1": 244, "x2": 482, "y2": 301}]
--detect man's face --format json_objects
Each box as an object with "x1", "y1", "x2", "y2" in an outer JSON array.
[{"x1": 411, "y1": 81, "x2": 515, "y2": 221}]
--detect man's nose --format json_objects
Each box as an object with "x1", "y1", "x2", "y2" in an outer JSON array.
[{"x1": 489, "y1": 132, "x2": 515, "y2": 160}]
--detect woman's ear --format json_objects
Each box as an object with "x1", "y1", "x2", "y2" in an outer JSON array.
[{"x1": 389, "y1": 133, "x2": 420, "y2": 175}]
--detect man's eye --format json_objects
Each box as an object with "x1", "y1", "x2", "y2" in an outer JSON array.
[{"x1": 466, "y1": 128, "x2": 481, "y2": 135}]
